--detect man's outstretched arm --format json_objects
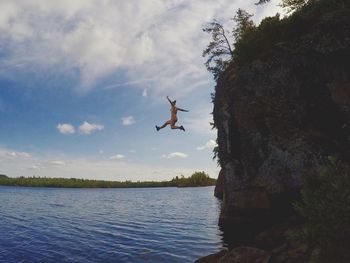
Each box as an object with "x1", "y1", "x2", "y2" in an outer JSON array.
[
  {"x1": 177, "y1": 108, "x2": 189, "y2": 112},
  {"x1": 166, "y1": 96, "x2": 173, "y2": 105}
]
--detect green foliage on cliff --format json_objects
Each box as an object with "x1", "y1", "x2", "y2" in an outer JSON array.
[
  {"x1": 0, "y1": 172, "x2": 216, "y2": 188},
  {"x1": 202, "y1": 9, "x2": 254, "y2": 80},
  {"x1": 234, "y1": 0, "x2": 350, "y2": 66},
  {"x1": 0, "y1": 174, "x2": 8, "y2": 179},
  {"x1": 295, "y1": 158, "x2": 350, "y2": 263},
  {"x1": 202, "y1": 20, "x2": 234, "y2": 80},
  {"x1": 281, "y1": 0, "x2": 309, "y2": 11},
  {"x1": 205, "y1": 0, "x2": 349, "y2": 80},
  {"x1": 257, "y1": 0, "x2": 309, "y2": 11}
]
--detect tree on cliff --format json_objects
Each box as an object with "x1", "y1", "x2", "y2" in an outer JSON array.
[
  {"x1": 202, "y1": 9, "x2": 254, "y2": 80},
  {"x1": 256, "y1": 0, "x2": 308, "y2": 12},
  {"x1": 202, "y1": 20, "x2": 233, "y2": 80}
]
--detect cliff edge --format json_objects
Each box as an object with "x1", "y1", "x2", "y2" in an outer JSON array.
[{"x1": 201, "y1": 0, "x2": 350, "y2": 261}]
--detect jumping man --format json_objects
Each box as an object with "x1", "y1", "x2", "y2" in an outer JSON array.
[{"x1": 156, "y1": 96, "x2": 189, "y2": 132}]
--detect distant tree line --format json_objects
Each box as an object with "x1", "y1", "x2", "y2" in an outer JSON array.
[
  {"x1": 170, "y1": 171, "x2": 217, "y2": 187},
  {"x1": 0, "y1": 171, "x2": 216, "y2": 188}
]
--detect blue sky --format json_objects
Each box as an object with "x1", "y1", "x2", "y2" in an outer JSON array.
[{"x1": 0, "y1": 0, "x2": 281, "y2": 181}]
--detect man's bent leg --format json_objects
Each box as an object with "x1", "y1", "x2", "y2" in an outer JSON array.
[{"x1": 156, "y1": 120, "x2": 171, "y2": 131}]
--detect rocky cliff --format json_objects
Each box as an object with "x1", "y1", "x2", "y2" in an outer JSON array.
[{"x1": 201, "y1": 0, "x2": 350, "y2": 261}]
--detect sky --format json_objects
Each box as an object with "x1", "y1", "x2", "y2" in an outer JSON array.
[{"x1": 0, "y1": 0, "x2": 281, "y2": 181}]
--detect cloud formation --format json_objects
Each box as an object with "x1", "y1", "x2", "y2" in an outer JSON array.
[
  {"x1": 162, "y1": 152, "x2": 188, "y2": 159},
  {"x1": 142, "y1": 89, "x2": 148, "y2": 97},
  {"x1": 30, "y1": 165, "x2": 41, "y2": 170},
  {"x1": 0, "y1": 149, "x2": 31, "y2": 158},
  {"x1": 109, "y1": 154, "x2": 125, "y2": 160},
  {"x1": 0, "y1": 0, "x2": 282, "y2": 95},
  {"x1": 50, "y1": 160, "x2": 66, "y2": 166},
  {"x1": 122, "y1": 116, "x2": 135, "y2": 126},
  {"x1": 57, "y1": 123, "x2": 75, "y2": 134},
  {"x1": 197, "y1": 139, "x2": 217, "y2": 150},
  {"x1": 79, "y1": 121, "x2": 104, "y2": 134}
]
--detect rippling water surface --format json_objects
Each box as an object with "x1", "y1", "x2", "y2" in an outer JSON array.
[{"x1": 0, "y1": 186, "x2": 222, "y2": 262}]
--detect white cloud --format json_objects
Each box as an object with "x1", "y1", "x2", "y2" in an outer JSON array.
[
  {"x1": 57, "y1": 123, "x2": 75, "y2": 134},
  {"x1": 50, "y1": 160, "x2": 66, "y2": 166},
  {"x1": 0, "y1": 149, "x2": 31, "y2": 158},
  {"x1": 122, "y1": 116, "x2": 135, "y2": 126},
  {"x1": 79, "y1": 121, "x2": 104, "y2": 134},
  {"x1": 142, "y1": 88, "x2": 148, "y2": 97},
  {"x1": 0, "y1": 0, "x2": 282, "y2": 94},
  {"x1": 197, "y1": 139, "x2": 217, "y2": 150},
  {"x1": 30, "y1": 165, "x2": 41, "y2": 170},
  {"x1": 162, "y1": 152, "x2": 188, "y2": 159},
  {"x1": 109, "y1": 154, "x2": 125, "y2": 160}
]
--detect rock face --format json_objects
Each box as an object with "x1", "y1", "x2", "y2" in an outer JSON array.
[
  {"x1": 212, "y1": 0, "x2": 350, "y2": 250},
  {"x1": 196, "y1": 247, "x2": 271, "y2": 263},
  {"x1": 196, "y1": 243, "x2": 307, "y2": 263}
]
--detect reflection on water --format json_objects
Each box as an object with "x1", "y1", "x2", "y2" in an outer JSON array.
[{"x1": 218, "y1": 191, "x2": 301, "y2": 249}]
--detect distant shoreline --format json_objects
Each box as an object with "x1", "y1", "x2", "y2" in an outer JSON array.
[{"x1": 0, "y1": 172, "x2": 216, "y2": 189}]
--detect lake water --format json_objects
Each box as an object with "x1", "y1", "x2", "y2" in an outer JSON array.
[{"x1": 0, "y1": 186, "x2": 223, "y2": 263}]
